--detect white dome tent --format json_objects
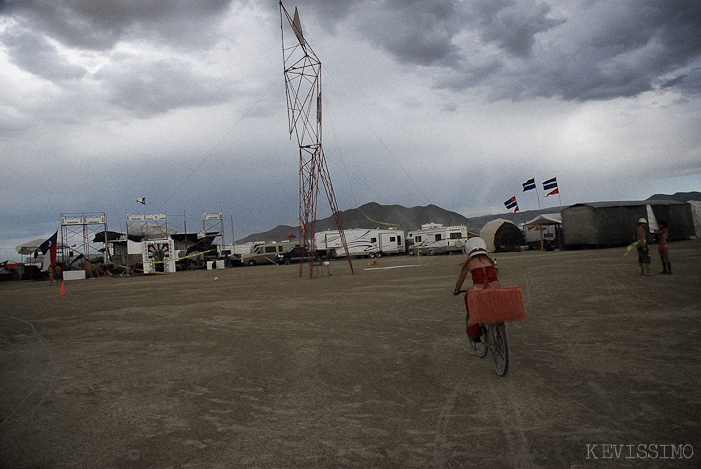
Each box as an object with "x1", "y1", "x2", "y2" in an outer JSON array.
[{"x1": 479, "y1": 219, "x2": 525, "y2": 253}]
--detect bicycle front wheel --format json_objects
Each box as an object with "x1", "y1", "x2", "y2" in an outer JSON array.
[
  {"x1": 469, "y1": 335, "x2": 488, "y2": 358},
  {"x1": 489, "y1": 323, "x2": 510, "y2": 377}
]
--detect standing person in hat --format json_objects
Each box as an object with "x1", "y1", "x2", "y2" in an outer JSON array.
[{"x1": 635, "y1": 218, "x2": 651, "y2": 276}]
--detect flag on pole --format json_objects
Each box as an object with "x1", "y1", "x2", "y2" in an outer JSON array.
[
  {"x1": 545, "y1": 188, "x2": 559, "y2": 197},
  {"x1": 542, "y1": 177, "x2": 558, "y2": 191},
  {"x1": 137, "y1": 197, "x2": 146, "y2": 205},
  {"x1": 522, "y1": 178, "x2": 536, "y2": 191},
  {"x1": 40, "y1": 230, "x2": 58, "y2": 271},
  {"x1": 504, "y1": 196, "x2": 519, "y2": 212}
]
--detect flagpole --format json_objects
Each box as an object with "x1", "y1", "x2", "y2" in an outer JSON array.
[{"x1": 535, "y1": 185, "x2": 541, "y2": 209}]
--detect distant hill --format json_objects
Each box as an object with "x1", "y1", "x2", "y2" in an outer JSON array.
[
  {"x1": 647, "y1": 191, "x2": 701, "y2": 202},
  {"x1": 235, "y1": 193, "x2": 700, "y2": 244},
  {"x1": 237, "y1": 202, "x2": 477, "y2": 244}
]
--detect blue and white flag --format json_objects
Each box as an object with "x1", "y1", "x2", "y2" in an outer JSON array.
[
  {"x1": 40, "y1": 230, "x2": 58, "y2": 271},
  {"x1": 522, "y1": 178, "x2": 536, "y2": 191},
  {"x1": 40, "y1": 230, "x2": 58, "y2": 255},
  {"x1": 504, "y1": 196, "x2": 519, "y2": 211},
  {"x1": 542, "y1": 177, "x2": 558, "y2": 191}
]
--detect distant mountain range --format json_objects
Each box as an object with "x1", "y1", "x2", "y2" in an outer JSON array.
[
  {"x1": 236, "y1": 192, "x2": 701, "y2": 244},
  {"x1": 646, "y1": 191, "x2": 701, "y2": 202}
]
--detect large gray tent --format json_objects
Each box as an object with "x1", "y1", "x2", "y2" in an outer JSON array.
[{"x1": 561, "y1": 200, "x2": 695, "y2": 248}]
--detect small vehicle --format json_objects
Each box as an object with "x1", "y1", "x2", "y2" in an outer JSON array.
[
  {"x1": 224, "y1": 254, "x2": 243, "y2": 267},
  {"x1": 275, "y1": 246, "x2": 329, "y2": 265},
  {"x1": 241, "y1": 242, "x2": 298, "y2": 266}
]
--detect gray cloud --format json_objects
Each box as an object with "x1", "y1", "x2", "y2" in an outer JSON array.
[
  {"x1": 93, "y1": 53, "x2": 233, "y2": 117},
  {"x1": 275, "y1": 0, "x2": 701, "y2": 101},
  {"x1": 3, "y1": 28, "x2": 87, "y2": 80},
  {"x1": 431, "y1": 0, "x2": 701, "y2": 101},
  {"x1": 469, "y1": 0, "x2": 563, "y2": 57},
  {"x1": 7, "y1": 0, "x2": 235, "y2": 50}
]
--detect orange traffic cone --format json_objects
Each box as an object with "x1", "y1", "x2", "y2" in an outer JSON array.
[{"x1": 60, "y1": 281, "x2": 67, "y2": 296}]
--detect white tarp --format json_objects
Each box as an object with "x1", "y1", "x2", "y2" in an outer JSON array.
[
  {"x1": 15, "y1": 239, "x2": 67, "y2": 255},
  {"x1": 126, "y1": 222, "x2": 172, "y2": 240},
  {"x1": 690, "y1": 201, "x2": 701, "y2": 238},
  {"x1": 523, "y1": 213, "x2": 562, "y2": 227},
  {"x1": 646, "y1": 205, "x2": 660, "y2": 232}
]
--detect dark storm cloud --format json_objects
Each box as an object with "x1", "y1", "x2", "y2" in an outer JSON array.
[
  {"x1": 278, "y1": 0, "x2": 701, "y2": 101},
  {"x1": 355, "y1": 0, "x2": 465, "y2": 66},
  {"x1": 468, "y1": 0, "x2": 563, "y2": 57},
  {"x1": 6, "y1": 0, "x2": 235, "y2": 50},
  {"x1": 436, "y1": 0, "x2": 701, "y2": 101}
]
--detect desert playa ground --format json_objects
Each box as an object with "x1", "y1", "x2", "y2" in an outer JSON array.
[{"x1": 1, "y1": 240, "x2": 700, "y2": 468}]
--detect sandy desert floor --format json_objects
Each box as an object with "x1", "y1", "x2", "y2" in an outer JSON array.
[{"x1": 1, "y1": 240, "x2": 700, "y2": 468}]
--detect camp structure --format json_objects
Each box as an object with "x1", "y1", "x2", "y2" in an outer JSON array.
[
  {"x1": 95, "y1": 229, "x2": 222, "y2": 273},
  {"x1": 479, "y1": 219, "x2": 525, "y2": 253},
  {"x1": 522, "y1": 213, "x2": 563, "y2": 251},
  {"x1": 561, "y1": 200, "x2": 696, "y2": 249}
]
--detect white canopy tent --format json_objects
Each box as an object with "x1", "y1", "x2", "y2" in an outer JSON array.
[
  {"x1": 15, "y1": 239, "x2": 68, "y2": 263},
  {"x1": 523, "y1": 213, "x2": 563, "y2": 251}
]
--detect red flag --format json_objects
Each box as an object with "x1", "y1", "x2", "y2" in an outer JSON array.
[{"x1": 545, "y1": 188, "x2": 559, "y2": 197}]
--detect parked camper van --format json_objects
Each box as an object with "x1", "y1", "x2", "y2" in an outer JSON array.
[
  {"x1": 407, "y1": 224, "x2": 471, "y2": 255},
  {"x1": 315, "y1": 228, "x2": 405, "y2": 258},
  {"x1": 241, "y1": 241, "x2": 299, "y2": 266}
]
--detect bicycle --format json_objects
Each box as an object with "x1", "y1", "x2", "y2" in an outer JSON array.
[
  {"x1": 469, "y1": 321, "x2": 510, "y2": 377},
  {"x1": 460, "y1": 290, "x2": 510, "y2": 377}
]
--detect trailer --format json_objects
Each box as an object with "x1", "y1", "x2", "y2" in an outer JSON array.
[
  {"x1": 315, "y1": 228, "x2": 405, "y2": 258},
  {"x1": 407, "y1": 223, "x2": 471, "y2": 255}
]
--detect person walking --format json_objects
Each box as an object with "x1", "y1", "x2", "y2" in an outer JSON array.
[{"x1": 654, "y1": 220, "x2": 671, "y2": 274}]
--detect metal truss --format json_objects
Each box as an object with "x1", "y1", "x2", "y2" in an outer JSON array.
[{"x1": 280, "y1": 1, "x2": 354, "y2": 277}]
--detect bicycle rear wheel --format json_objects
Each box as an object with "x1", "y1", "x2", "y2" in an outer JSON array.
[{"x1": 489, "y1": 323, "x2": 510, "y2": 377}]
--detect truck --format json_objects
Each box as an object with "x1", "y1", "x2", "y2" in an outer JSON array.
[
  {"x1": 407, "y1": 223, "x2": 472, "y2": 255},
  {"x1": 314, "y1": 228, "x2": 406, "y2": 258}
]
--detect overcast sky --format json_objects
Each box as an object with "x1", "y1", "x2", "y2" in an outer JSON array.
[{"x1": 1, "y1": 0, "x2": 700, "y2": 260}]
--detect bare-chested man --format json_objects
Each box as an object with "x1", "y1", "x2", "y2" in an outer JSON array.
[
  {"x1": 654, "y1": 220, "x2": 671, "y2": 274},
  {"x1": 635, "y1": 218, "x2": 651, "y2": 276}
]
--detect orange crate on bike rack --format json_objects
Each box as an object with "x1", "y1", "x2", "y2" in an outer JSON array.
[{"x1": 466, "y1": 286, "x2": 529, "y2": 326}]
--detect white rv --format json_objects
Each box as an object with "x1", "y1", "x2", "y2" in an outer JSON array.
[
  {"x1": 315, "y1": 228, "x2": 405, "y2": 258},
  {"x1": 407, "y1": 223, "x2": 471, "y2": 255}
]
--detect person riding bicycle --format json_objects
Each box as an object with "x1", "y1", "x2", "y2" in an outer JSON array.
[{"x1": 453, "y1": 237, "x2": 501, "y2": 345}]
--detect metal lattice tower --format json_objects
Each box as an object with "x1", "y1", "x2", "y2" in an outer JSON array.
[{"x1": 280, "y1": 1, "x2": 354, "y2": 277}]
